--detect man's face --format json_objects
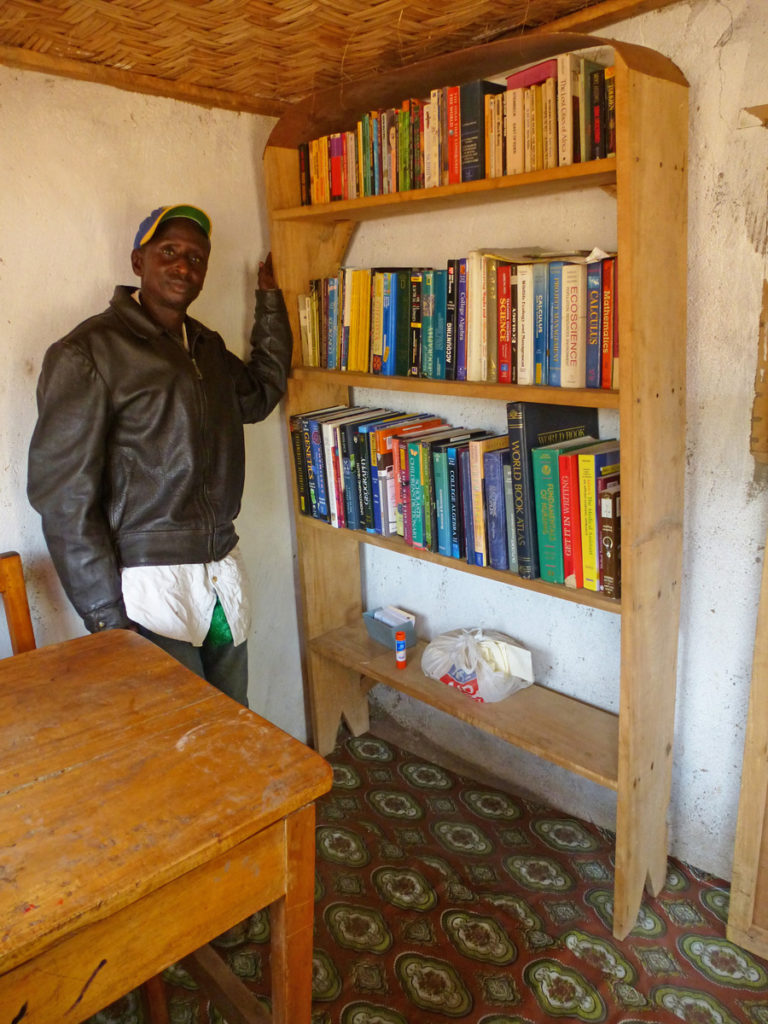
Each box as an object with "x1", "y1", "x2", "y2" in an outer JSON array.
[{"x1": 131, "y1": 218, "x2": 210, "y2": 315}]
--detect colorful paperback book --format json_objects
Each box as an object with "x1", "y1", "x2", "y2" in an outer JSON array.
[
  {"x1": 507, "y1": 401, "x2": 599, "y2": 580},
  {"x1": 445, "y1": 259, "x2": 459, "y2": 380},
  {"x1": 446, "y1": 442, "x2": 466, "y2": 559},
  {"x1": 532, "y1": 261, "x2": 549, "y2": 385}
]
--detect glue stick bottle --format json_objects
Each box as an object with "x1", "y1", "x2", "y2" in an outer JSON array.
[{"x1": 395, "y1": 630, "x2": 407, "y2": 670}]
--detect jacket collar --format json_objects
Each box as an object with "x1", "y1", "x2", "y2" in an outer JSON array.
[{"x1": 110, "y1": 285, "x2": 205, "y2": 346}]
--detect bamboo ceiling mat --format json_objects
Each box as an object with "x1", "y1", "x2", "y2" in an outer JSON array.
[{"x1": 1, "y1": 0, "x2": 682, "y2": 116}]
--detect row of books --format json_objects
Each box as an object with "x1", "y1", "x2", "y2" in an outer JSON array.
[
  {"x1": 298, "y1": 50, "x2": 615, "y2": 206},
  {"x1": 289, "y1": 400, "x2": 621, "y2": 596},
  {"x1": 298, "y1": 248, "x2": 618, "y2": 389}
]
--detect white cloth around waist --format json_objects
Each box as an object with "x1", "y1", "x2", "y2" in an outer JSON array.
[{"x1": 121, "y1": 548, "x2": 251, "y2": 647}]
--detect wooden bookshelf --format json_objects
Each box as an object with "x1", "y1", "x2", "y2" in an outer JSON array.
[{"x1": 264, "y1": 30, "x2": 688, "y2": 940}]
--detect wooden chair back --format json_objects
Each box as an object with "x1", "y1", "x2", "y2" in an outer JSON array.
[{"x1": 0, "y1": 551, "x2": 36, "y2": 655}]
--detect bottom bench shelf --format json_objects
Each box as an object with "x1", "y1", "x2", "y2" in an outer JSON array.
[{"x1": 308, "y1": 622, "x2": 619, "y2": 790}]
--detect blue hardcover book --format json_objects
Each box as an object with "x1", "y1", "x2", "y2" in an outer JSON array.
[
  {"x1": 445, "y1": 260, "x2": 458, "y2": 380},
  {"x1": 307, "y1": 406, "x2": 353, "y2": 521},
  {"x1": 432, "y1": 268, "x2": 448, "y2": 380},
  {"x1": 586, "y1": 260, "x2": 603, "y2": 387},
  {"x1": 459, "y1": 79, "x2": 505, "y2": 181},
  {"x1": 432, "y1": 445, "x2": 452, "y2": 556},
  {"x1": 484, "y1": 448, "x2": 510, "y2": 570},
  {"x1": 381, "y1": 272, "x2": 398, "y2": 375},
  {"x1": 458, "y1": 445, "x2": 476, "y2": 565},
  {"x1": 446, "y1": 443, "x2": 465, "y2": 559},
  {"x1": 547, "y1": 261, "x2": 565, "y2": 387},
  {"x1": 456, "y1": 257, "x2": 468, "y2": 381},
  {"x1": 532, "y1": 261, "x2": 549, "y2": 385},
  {"x1": 326, "y1": 275, "x2": 339, "y2": 369}
]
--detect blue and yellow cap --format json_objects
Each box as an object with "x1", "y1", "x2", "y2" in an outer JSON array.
[{"x1": 133, "y1": 204, "x2": 212, "y2": 249}]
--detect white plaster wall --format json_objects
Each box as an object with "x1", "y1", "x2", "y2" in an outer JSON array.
[
  {"x1": 346, "y1": 0, "x2": 768, "y2": 879},
  {"x1": 1, "y1": 0, "x2": 766, "y2": 880},
  {"x1": 0, "y1": 69, "x2": 307, "y2": 739}
]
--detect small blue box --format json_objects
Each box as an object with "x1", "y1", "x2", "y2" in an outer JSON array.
[{"x1": 363, "y1": 610, "x2": 417, "y2": 650}]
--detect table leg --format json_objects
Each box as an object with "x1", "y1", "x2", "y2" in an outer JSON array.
[{"x1": 269, "y1": 803, "x2": 317, "y2": 1024}]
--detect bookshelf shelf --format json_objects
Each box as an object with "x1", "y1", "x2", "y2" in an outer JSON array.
[
  {"x1": 288, "y1": 369, "x2": 620, "y2": 409},
  {"x1": 271, "y1": 158, "x2": 617, "y2": 223},
  {"x1": 309, "y1": 621, "x2": 619, "y2": 789},
  {"x1": 265, "y1": 30, "x2": 688, "y2": 940}
]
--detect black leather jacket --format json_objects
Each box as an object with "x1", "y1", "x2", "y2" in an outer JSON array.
[{"x1": 28, "y1": 285, "x2": 292, "y2": 632}]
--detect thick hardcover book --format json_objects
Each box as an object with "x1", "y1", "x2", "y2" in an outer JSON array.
[
  {"x1": 579, "y1": 57, "x2": 603, "y2": 163},
  {"x1": 324, "y1": 406, "x2": 385, "y2": 528},
  {"x1": 433, "y1": 268, "x2": 448, "y2": 380},
  {"x1": 357, "y1": 413, "x2": 407, "y2": 531},
  {"x1": 409, "y1": 269, "x2": 423, "y2": 376},
  {"x1": 557, "y1": 52, "x2": 581, "y2": 166},
  {"x1": 560, "y1": 262, "x2": 587, "y2": 388},
  {"x1": 340, "y1": 408, "x2": 392, "y2": 530},
  {"x1": 459, "y1": 79, "x2": 505, "y2": 182},
  {"x1": 394, "y1": 269, "x2": 412, "y2": 377},
  {"x1": 445, "y1": 259, "x2": 459, "y2": 380},
  {"x1": 532, "y1": 435, "x2": 598, "y2": 583},
  {"x1": 432, "y1": 443, "x2": 452, "y2": 556},
  {"x1": 578, "y1": 440, "x2": 620, "y2": 591},
  {"x1": 465, "y1": 250, "x2": 485, "y2": 381},
  {"x1": 497, "y1": 262, "x2": 512, "y2": 384},
  {"x1": 381, "y1": 272, "x2": 397, "y2": 375},
  {"x1": 456, "y1": 258, "x2": 468, "y2": 381},
  {"x1": 420, "y1": 269, "x2": 436, "y2": 377},
  {"x1": 289, "y1": 413, "x2": 312, "y2": 515},
  {"x1": 503, "y1": 460, "x2": 518, "y2": 573},
  {"x1": 484, "y1": 255, "x2": 500, "y2": 383},
  {"x1": 447, "y1": 443, "x2": 466, "y2": 559},
  {"x1": 604, "y1": 66, "x2": 617, "y2": 157},
  {"x1": 391, "y1": 420, "x2": 448, "y2": 538},
  {"x1": 600, "y1": 482, "x2": 621, "y2": 598},
  {"x1": 446, "y1": 85, "x2": 461, "y2": 184},
  {"x1": 484, "y1": 448, "x2": 511, "y2": 571},
  {"x1": 507, "y1": 401, "x2": 599, "y2": 580},
  {"x1": 547, "y1": 261, "x2": 565, "y2": 386},
  {"x1": 516, "y1": 263, "x2": 535, "y2": 385},
  {"x1": 469, "y1": 433, "x2": 508, "y2": 567},
  {"x1": 586, "y1": 260, "x2": 603, "y2": 387},
  {"x1": 559, "y1": 447, "x2": 585, "y2": 588},
  {"x1": 458, "y1": 445, "x2": 476, "y2": 565},
  {"x1": 590, "y1": 67, "x2": 607, "y2": 160},
  {"x1": 601, "y1": 256, "x2": 616, "y2": 390}
]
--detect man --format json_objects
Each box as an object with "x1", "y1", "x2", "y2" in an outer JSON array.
[{"x1": 28, "y1": 204, "x2": 293, "y2": 706}]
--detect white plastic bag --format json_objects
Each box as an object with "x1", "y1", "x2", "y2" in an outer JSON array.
[{"x1": 421, "y1": 628, "x2": 534, "y2": 703}]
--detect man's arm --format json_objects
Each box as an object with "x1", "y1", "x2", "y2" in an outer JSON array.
[
  {"x1": 27, "y1": 341, "x2": 132, "y2": 632},
  {"x1": 231, "y1": 252, "x2": 294, "y2": 423}
]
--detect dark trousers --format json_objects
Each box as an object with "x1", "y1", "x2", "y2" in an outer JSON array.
[{"x1": 137, "y1": 625, "x2": 249, "y2": 707}]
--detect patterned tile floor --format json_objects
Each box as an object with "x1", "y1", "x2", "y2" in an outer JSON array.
[{"x1": 89, "y1": 731, "x2": 768, "y2": 1024}]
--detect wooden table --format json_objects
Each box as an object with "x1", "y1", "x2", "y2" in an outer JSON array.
[{"x1": 0, "y1": 630, "x2": 333, "y2": 1023}]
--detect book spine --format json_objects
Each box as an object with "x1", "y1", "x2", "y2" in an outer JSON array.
[
  {"x1": 340, "y1": 424, "x2": 360, "y2": 530},
  {"x1": 407, "y1": 439, "x2": 425, "y2": 548},
  {"x1": 446, "y1": 85, "x2": 461, "y2": 184},
  {"x1": 447, "y1": 446, "x2": 463, "y2": 559},
  {"x1": 433, "y1": 269, "x2": 448, "y2": 380},
  {"x1": 516, "y1": 264, "x2": 534, "y2": 386},
  {"x1": 600, "y1": 485, "x2": 621, "y2": 598},
  {"x1": 409, "y1": 270, "x2": 423, "y2": 376},
  {"x1": 485, "y1": 257, "x2": 499, "y2": 383},
  {"x1": 458, "y1": 445, "x2": 476, "y2": 565},
  {"x1": 601, "y1": 256, "x2": 616, "y2": 389},
  {"x1": 420, "y1": 269, "x2": 436, "y2": 377},
  {"x1": 507, "y1": 404, "x2": 538, "y2": 579},
  {"x1": 456, "y1": 258, "x2": 468, "y2": 381},
  {"x1": 434, "y1": 449, "x2": 451, "y2": 556},
  {"x1": 561, "y1": 262, "x2": 587, "y2": 388},
  {"x1": 484, "y1": 450, "x2": 509, "y2": 571},
  {"x1": 502, "y1": 461, "x2": 518, "y2": 573},
  {"x1": 497, "y1": 263, "x2": 512, "y2": 384},
  {"x1": 445, "y1": 259, "x2": 458, "y2": 380},
  {"x1": 559, "y1": 451, "x2": 583, "y2": 588},
  {"x1": 578, "y1": 452, "x2": 600, "y2": 591},
  {"x1": 308, "y1": 417, "x2": 331, "y2": 521},
  {"x1": 505, "y1": 88, "x2": 525, "y2": 175},
  {"x1": 532, "y1": 261, "x2": 549, "y2": 385},
  {"x1": 586, "y1": 260, "x2": 603, "y2": 387},
  {"x1": 395, "y1": 269, "x2": 411, "y2": 377},
  {"x1": 532, "y1": 447, "x2": 564, "y2": 583},
  {"x1": 289, "y1": 414, "x2": 312, "y2": 515},
  {"x1": 547, "y1": 262, "x2": 563, "y2": 387}
]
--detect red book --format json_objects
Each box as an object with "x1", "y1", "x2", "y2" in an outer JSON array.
[
  {"x1": 506, "y1": 58, "x2": 558, "y2": 89},
  {"x1": 497, "y1": 262, "x2": 512, "y2": 384},
  {"x1": 446, "y1": 85, "x2": 461, "y2": 184},
  {"x1": 601, "y1": 256, "x2": 616, "y2": 389},
  {"x1": 559, "y1": 448, "x2": 585, "y2": 588}
]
